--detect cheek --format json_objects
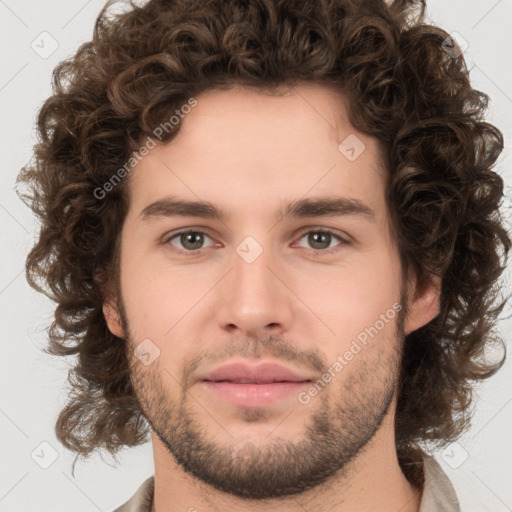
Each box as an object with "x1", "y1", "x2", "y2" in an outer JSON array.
[
  {"x1": 119, "y1": 248, "x2": 169, "y2": 339},
  {"x1": 120, "y1": 252, "x2": 213, "y2": 343},
  {"x1": 299, "y1": 254, "x2": 402, "y2": 346}
]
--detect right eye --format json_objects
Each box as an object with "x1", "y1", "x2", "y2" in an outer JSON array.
[{"x1": 163, "y1": 229, "x2": 217, "y2": 255}]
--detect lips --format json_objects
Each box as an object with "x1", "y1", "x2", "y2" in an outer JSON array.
[{"x1": 200, "y1": 361, "x2": 313, "y2": 384}]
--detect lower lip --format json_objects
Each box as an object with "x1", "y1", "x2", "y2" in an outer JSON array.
[{"x1": 202, "y1": 381, "x2": 310, "y2": 407}]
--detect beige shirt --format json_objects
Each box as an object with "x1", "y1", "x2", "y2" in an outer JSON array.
[{"x1": 113, "y1": 453, "x2": 460, "y2": 512}]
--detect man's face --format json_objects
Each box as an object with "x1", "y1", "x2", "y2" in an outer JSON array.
[{"x1": 109, "y1": 84, "x2": 409, "y2": 499}]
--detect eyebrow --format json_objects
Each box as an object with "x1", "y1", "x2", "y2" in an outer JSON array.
[{"x1": 139, "y1": 195, "x2": 376, "y2": 223}]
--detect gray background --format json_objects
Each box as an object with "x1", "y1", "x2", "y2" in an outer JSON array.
[{"x1": 1, "y1": 0, "x2": 511, "y2": 510}]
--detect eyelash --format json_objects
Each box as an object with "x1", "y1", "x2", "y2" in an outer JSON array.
[{"x1": 161, "y1": 227, "x2": 349, "y2": 257}]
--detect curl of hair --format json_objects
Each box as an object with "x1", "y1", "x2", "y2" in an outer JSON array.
[{"x1": 17, "y1": 0, "x2": 510, "y2": 477}]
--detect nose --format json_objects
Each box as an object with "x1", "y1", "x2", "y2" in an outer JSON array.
[{"x1": 215, "y1": 237, "x2": 294, "y2": 339}]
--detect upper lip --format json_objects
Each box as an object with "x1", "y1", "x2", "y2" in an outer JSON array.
[{"x1": 199, "y1": 361, "x2": 314, "y2": 384}]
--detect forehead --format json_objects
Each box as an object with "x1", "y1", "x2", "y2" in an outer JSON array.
[{"x1": 124, "y1": 84, "x2": 387, "y2": 224}]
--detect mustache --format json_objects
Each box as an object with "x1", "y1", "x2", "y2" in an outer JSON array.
[{"x1": 181, "y1": 335, "x2": 327, "y2": 388}]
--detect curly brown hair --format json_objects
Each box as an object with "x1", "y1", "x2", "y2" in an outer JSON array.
[{"x1": 17, "y1": 0, "x2": 510, "y2": 476}]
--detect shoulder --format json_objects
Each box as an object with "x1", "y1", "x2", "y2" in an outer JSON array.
[
  {"x1": 112, "y1": 476, "x2": 155, "y2": 512},
  {"x1": 419, "y1": 454, "x2": 460, "y2": 512}
]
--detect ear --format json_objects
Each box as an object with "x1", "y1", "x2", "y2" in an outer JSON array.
[
  {"x1": 103, "y1": 293, "x2": 125, "y2": 339},
  {"x1": 403, "y1": 267, "x2": 441, "y2": 335}
]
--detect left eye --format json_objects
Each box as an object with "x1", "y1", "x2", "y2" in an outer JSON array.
[{"x1": 295, "y1": 229, "x2": 345, "y2": 252}]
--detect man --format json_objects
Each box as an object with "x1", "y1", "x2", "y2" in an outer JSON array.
[{"x1": 17, "y1": 0, "x2": 510, "y2": 511}]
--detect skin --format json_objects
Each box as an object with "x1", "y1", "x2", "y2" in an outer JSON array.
[{"x1": 104, "y1": 83, "x2": 440, "y2": 512}]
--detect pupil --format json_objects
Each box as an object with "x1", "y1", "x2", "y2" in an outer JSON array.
[
  {"x1": 309, "y1": 232, "x2": 329, "y2": 249},
  {"x1": 183, "y1": 232, "x2": 203, "y2": 250}
]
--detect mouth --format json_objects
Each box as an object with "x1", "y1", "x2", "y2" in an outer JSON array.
[
  {"x1": 198, "y1": 360, "x2": 315, "y2": 407},
  {"x1": 201, "y1": 379, "x2": 312, "y2": 407},
  {"x1": 203, "y1": 378, "x2": 312, "y2": 384}
]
